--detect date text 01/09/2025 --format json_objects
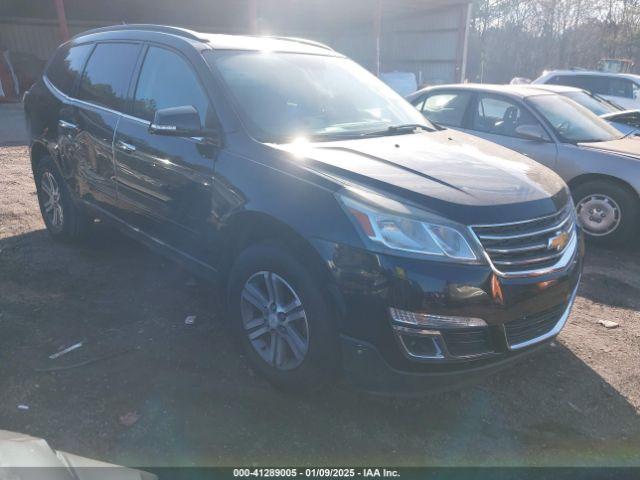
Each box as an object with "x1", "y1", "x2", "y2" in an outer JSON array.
[{"x1": 232, "y1": 468, "x2": 401, "y2": 478}]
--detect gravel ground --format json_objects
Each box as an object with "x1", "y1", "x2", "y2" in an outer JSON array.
[{"x1": 1, "y1": 143, "x2": 639, "y2": 467}]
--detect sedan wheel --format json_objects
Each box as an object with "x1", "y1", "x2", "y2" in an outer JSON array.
[
  {"x1": 576, "y1": 194, "x2": 621, "y2": 237},
  {"x1": 240, "y1": 271, "x2": 310, "y2": 371}
]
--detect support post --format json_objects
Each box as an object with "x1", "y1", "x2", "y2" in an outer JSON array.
[
  {"x1": 373, "y1": 0, "x2": 382, "y2": 77},
  {"x1": 248, "y1": 0, "x2": 258, "y2": 34},
  {"x1": 457, "y1": 2, "x2": 472, "y2": 82},
  {"x1": 54, "y1": 0, "x2": 70, "y2": 42}
]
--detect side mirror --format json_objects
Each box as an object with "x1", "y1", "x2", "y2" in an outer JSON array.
[
  {"x1": 515, "y1": 124, "x2": 549, "y2": 142},
  {"x1": 149, "y1": 106, "x2": 203, "y2": 137}
]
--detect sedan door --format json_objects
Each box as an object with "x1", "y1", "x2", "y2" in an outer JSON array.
[
  {"x1": 113, "y1": 45, "x2": 218, "y2": 256},
  {"x1": 466, "y1": 93, "x2": 558, "y2": 170}
]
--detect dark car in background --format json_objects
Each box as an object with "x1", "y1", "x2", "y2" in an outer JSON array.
[
  {"x1": 408, "y1": 84, "x2": 640, "y2": 245},
  {"x1": 23, "y1": 25, "x2": 582, "y2": 395}
]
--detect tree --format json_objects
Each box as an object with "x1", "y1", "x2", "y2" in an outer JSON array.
[{"x1": 467, "y1": 0, "x2": 640, "y2": 83}]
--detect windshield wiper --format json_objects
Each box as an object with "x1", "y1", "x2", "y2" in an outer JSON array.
[
  {"x1": 303, "y1": 124, "x2": 438, "y2": 142},
  {"x1": 387, "y1": 124, "x2": 436, "y2": 133},
  {"x1": 356, "y1": 123, "x2": 437, "y2": 138}
]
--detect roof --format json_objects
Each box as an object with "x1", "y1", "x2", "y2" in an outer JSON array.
[
  {"x1": 75, "y1": 24, "x2": 340, "y2": 56},
  {"x1": 524, "y1": 84, "x2": 583, "y2": 94},
  {"x1": 538, "y1": 70, "x2": 640, "y2": 81},
  {"x1": 5, "y1": 0, "x2": 471, "y2": 34},
  {"x1": 411, "y1": 83, "x2": 561, "y2": 100}
]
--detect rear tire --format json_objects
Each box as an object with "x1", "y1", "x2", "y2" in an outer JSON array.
[
  {"x1": 572, "y1": 180, "x2": 638, "y2": 245},
  {"x1": 35, "y1": 156, "x2": 93, "y2": 242},
  {"x1": 227, "y1": 242, "x2": 340, "y2": 392}
]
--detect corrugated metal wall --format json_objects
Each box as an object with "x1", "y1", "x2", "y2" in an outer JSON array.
[
  {"x1": 0, "y1": 2, "x2": 468, "y2": 85},
  {"x1": 328, "y1": 6, "x2": 465, "y2": 84},
  {"x1": 0, "y1": 18, "x2": 100, "y2": 60}
]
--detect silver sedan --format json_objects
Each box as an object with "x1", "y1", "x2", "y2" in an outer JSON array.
[{"x1": 407, "y1": 84, "x2": 640, "y2": 244}]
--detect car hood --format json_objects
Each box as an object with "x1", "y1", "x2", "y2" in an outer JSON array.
[
  {"x1": 578, "y1": 136, "x2": 640, "y2": 160},
  {"x1": 601, "y1": 110, "x2": 640, "y2": 131},
  {"x1": 274, "y1": 129, "x2": 568, "y2": 225},
  {"x1": 601, "y1": 109, "x2": 640, "y2": 120}
]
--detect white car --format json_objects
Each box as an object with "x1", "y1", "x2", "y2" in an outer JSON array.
[{"x1": 533, "y1": 70, "x2": 640, "y2": 110}]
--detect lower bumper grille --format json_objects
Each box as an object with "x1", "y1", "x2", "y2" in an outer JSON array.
[
  {"x1": 441, "y1": 328, "x2": 492, "y2": 357},
  {"x1": 504, "y1": 304, "x2": 566, "y2": 347}
]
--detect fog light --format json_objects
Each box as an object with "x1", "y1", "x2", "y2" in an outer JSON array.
[
  {"x1": 389, "y1": 308, "x2": 487, "y2": 329},
  {"x1": 400, "y1": 334, "x2": 443, "y2": 359}
]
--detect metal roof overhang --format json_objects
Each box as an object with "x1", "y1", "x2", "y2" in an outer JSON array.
[{"x1": 3, "y1": 0, "x2": 471, "y2": 33}]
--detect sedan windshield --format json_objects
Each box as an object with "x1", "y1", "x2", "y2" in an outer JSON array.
[
  {"x1": 563, "y1": 91, "x2": 619, "y2": 116},
  {"x1": 528, "y1": 94, "x2": 624, "y2": 143},
  {"x1": 205, "y1": 51, "x2": 432, "y2": 142}
]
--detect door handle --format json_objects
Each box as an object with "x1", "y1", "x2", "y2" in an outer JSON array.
[
  {"x1": 116, "y1": 140, "x2": 136, "y2": 153},
  {"x1": 58, "y1": 119, "x2": 78, "y2": 131}
]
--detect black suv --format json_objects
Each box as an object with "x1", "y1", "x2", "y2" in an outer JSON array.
[{"x1": 24, "y1": 25, "x2": 583, "y2": 394}]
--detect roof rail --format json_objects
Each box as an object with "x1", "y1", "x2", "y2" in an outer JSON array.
[
  {"x1": 264, "y1": 36, "x2": 333, "y2": 51},
  {"x1": 74, "y1": 24, "x2": 210, "y2": 43}
]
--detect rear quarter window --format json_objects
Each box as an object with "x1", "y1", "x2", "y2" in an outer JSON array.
[{"x1": 46, "y1": 43, "x2": 93, "y2": 96}]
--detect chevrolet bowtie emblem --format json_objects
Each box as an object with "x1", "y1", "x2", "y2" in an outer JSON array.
[{"x1": 548, "y1": 231, "x2": 569, "y2": 251}]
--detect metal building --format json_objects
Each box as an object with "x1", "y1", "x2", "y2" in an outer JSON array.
[{"x1": 1, "y1": 0, "x2": 472, "y2": 86}]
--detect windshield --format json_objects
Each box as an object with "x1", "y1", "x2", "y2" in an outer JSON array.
[
  {"x1": 563, "y1": 91, "x2": 619, "y2": 116},
  {"x1": 527, "y1": 94, "x2": 624, "y2": 143},
  {"x1": 205, "y1": 51, "x2": 432, "y2": 142}
]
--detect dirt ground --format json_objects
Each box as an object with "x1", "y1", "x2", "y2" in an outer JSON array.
[{"x1": 1, "y1": 142, "x2": 640, "y2": 467}]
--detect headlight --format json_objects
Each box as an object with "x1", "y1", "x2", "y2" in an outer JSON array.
[{"x1": 336, "y1": 187, "x2": 480, "y2": 262}]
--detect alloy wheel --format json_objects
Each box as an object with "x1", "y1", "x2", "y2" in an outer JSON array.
[
  {"x1": 41, "y1": 171, "x2": 64, "y2": 231},
  {"x1": 240, "y1": 271, "x2": 310, "y2": 371}
]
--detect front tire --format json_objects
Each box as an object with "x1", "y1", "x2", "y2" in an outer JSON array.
[
  {"x1": 227, "y1": 242, "x2": 340, "y2": 392},
  {"x1": 573, "y1": 180, "x2": 638, "y2": 245},
  {"x1": 35, "y1": 156, "x2": 92, "y2": 242}
]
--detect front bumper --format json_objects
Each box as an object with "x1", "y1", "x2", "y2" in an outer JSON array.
[
  {"x1": 312, "y1": 233, "x2": 584, "y2": 392},
  {"x1": 339, "y1": 334, "x2": 547, "y2": 396}
]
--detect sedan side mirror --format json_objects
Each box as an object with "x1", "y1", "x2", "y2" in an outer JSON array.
[
  {"x1": 149, "y1": 106, "x2": 204, "y2": 137},
  {"x1": 515, "y1": 124, "x2": 549, "y2": 142}
]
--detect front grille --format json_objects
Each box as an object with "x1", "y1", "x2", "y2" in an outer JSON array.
[
  {"x1": 471, "y1": 205, "x2": 576, "y2": 275},
  {"x1": 504, "y1": 304, "x2": 566, "y2": 347},
  {"x1": 441, "y1": 328, "x2": 492, "y2": 357}
]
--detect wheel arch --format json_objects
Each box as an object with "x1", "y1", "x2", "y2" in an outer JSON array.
[
  {"x1": 30, "y1": 140, "x2": 50, "y2": 175},
  {"x1": 218, "y1": 210, "x2": 346, "y2": 324},
  {"x1": 567, "y1": 173, "x2": 640, "y2": 201},
  {"x1": 219, "y1": 211, "x2": 330, "y2": 278}
]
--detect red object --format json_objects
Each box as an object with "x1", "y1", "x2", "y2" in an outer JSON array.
[
  {"x1": 348, "y1": 207, "x2": 375, "y2": 237},
  {"x1": 0, "y1": 53, "x2": 18, "y2": 102},
  {"x1": 54, "y1": 0, "x2": 70, "y2": 42}
]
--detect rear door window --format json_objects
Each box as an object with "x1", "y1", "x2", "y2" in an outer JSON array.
[
  {"x1": 132, "y1": 46, "x2": 211, "y2": 125},
  {"x1": 550, "y1": 75, "x2": 608, "y2": 95},
  {"x1": 419, "y1": 91, "x2": 472, "y2": 127},
  {"x1": 472, "y1": 94, "x2": 543, "y2": 138},
  {"x1": 46, "y1": 43, "x2": 94, "y2": 96},
  {"x1": 77, "y1": 43, "x2": 140, "y2": 112},
  {"x1": 606, "y1": 77, "x2": 635, "y2": 99}
]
